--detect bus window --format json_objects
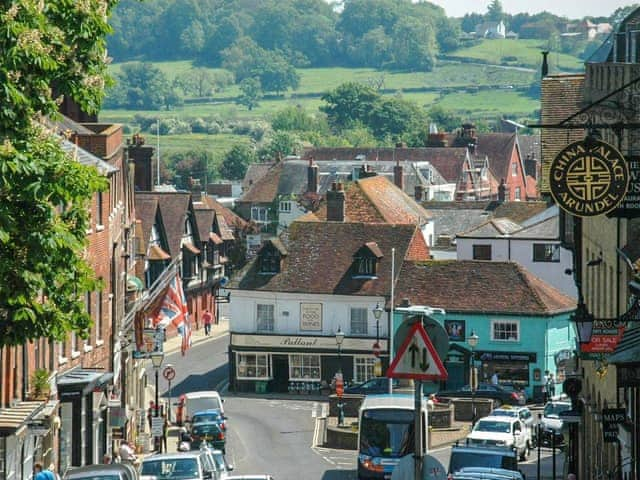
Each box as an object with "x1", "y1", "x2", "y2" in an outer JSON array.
[{"x1": 359, "y1": 409, "x2": 416, "y2": 458}]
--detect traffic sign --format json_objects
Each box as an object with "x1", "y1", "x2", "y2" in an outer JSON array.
[
  {"x1": 372, "y1": 342, "x2": 381, "y2": 357},
  {"x1": 163, "y1": 366, "x2": 176, "y2": 381},
  {"x1": 386, "y1": 322, "x2": 448, "y2": 381},
  {"x1": 151, "y1": 417, "x2": 164, "y2": 437}
]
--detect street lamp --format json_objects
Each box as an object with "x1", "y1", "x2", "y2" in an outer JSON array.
[
  {"x1": 468, "y1": 331, "x2": 479, "y2": 426},
  {"x1": 335, "y1": 327, "x2": 345, "y2": 373},
  {"x1": 372, "y1": 303, "x2": 384, "y2": 376},
  {"x1": 150, "y1": 351, "x2": 165, "y2": 452},
  {"x1": 571, "y1": 300, "x2": 594, "y2": 345},
  {"x1": 335, "y1": 327, "x2": 345, "y2": 427}
]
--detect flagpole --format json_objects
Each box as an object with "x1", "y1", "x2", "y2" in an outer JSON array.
[
  {"x1": 156, "y1": 119, "x2": 160, "y2": 187},
  {"x1": 389, "y1": 247, "x2": 395, "y2": 394}
]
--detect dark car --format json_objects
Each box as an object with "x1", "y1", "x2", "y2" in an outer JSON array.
[
  {"x1": 190, "y1": 421, "x2": 226, "y2": 453},
  {"x1": 343, "y1": 377, "x2": 398, "y2": 395},
  {"x1": 192, "y1": 409, "x2": 227, "y2": 431},
  {"x1": 65, "y1": 464, "x2": 138, "y2": 480},
  {"x1": 436, "y1": 383, "x2": 523, "y2": 405}
]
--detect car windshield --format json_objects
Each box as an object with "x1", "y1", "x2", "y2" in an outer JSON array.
[
  {"x1": 211, "y1": 452, "x2": 226, "y2": 470},
  {"x1": 449, "y1": 451, "x2": 517, "y2": 473},
  {"x1": 193, "y1": 413, "x2": 221, "y2": 423},
  {"x1": 359, "y1": 409, "x2": 415, "y2": 458},
  {"x1": 141, "y1": 458, "x2": 200, "y2": 480},
  {"x1": 544, "y1": 403, "x2": 571, "y2": 418},
  {"x1": 474, "y1": 420, "x2": 512, "y2": 433},
  {"x1": 491, "y1": 410, "x2": 517, "y2": 417},
  {"x1": 188, "y1": 398, "x2": 221, "y2": 415}
]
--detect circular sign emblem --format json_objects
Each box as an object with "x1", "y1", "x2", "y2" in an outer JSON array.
[
  {"x1": 163, "y1": 366, "x2": 176, "y2": 381},
  {"x1": 550, "y1": 138, "x2": 629, "y2": 217}
]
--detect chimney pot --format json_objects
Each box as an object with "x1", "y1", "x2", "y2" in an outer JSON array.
[{"x1": 414, "y1": 185, "x2": 424, "y2": 201}]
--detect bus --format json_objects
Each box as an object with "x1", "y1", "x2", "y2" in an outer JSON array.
[{"x1": 357, "y1": 394, "x2": 429, "y2": 480}]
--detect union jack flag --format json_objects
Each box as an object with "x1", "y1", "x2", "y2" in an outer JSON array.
[{"x1": 152, "y1": 274, "x2": 192, "y2": 355}]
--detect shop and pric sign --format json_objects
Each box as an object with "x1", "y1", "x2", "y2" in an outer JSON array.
[{"x1": 602, "y1": 408, "x2": 626, "y2": 443}]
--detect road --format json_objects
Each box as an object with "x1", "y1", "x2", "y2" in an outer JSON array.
[{"x1": 150, "y1": 334, "x2": 565, "y2": 479}]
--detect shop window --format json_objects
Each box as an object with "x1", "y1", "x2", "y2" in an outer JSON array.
[
  {"x1": 289, "y1": 354, "x2": 321, "y2": 380},
  {"x1": 354, "y1": 357, "x2": 377, "y2": 383},
  {"x1": 533, "y1": 243, "x2": 560, "y2": 262},
  {"x1": 491, "y1": 320, "x2": 519, "y2": 342},
  {"x1": 472, "y1": 244, "x2": 492, "y2": 260},
  {"x1": 256, "y1": 304, "x2": 274, "y2": 331},
  {"x1": 350, "y1": 308, "x2": 368, "y2": 335},
  {"x1": 236, "y1": 353, "x2": 271, "y2": 379}
]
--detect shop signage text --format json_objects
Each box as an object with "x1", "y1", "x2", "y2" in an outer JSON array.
[
  {"x1": 476, "y1": 351, "x2": 537, "y2": 363},
  {"x1": 232, "y1": 333, "x2": 387, "y2": 351},
  {"x1": 580, "y1": 320, "x2": 625, "y2": 354},
  {"x1": 602, "y1": 408, "x2": 626, "y2": 443},
  {"x1": 612, "y1": 156, "x2": 640, "y2": 217},
  {"x1": 300, "y1": 303, "x2": 322, "y2": 331},
  {"x1": 550, "y1": 139, "x2": 629, "y2": 217}
]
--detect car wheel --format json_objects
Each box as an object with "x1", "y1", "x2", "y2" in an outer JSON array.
[{"x1": 520, "y1": 445, "x2": 529, "y2": 461}]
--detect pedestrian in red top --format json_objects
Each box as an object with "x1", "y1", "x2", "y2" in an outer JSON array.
[{"x1": 203, "y1": 309, "x2": 213, "y2": 336}]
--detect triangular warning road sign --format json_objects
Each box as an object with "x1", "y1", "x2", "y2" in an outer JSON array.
[{"x1": 387, "y1": 322, "x2": 448, "y2": 381}]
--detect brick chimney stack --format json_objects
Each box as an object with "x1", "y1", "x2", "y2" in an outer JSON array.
[
  {"x1": 327, "y1": 182, "x2": 345, "y2": 222},
  {"x1": 541, "y1": 50, "x2": 549, "y2": 78},
  {"x1": 394, "y1": 159, "x2": 404, "y2": 190},
  {"x1": 307, "y1": 157, "x2": 318, "y2": 193},
  {"x1": 414, "y1": 185, "x2": 424, "y2": 202},
  {"x1": 127, "y1": 134, "x2": 154, "y2": 191}
]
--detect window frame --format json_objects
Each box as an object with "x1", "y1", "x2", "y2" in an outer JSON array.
[
  {"x1": 532, "y1": 243, "x2": 560, "y2": 263},
  {"x1": 491, "y1": 319, "x2": 520, "y2": 342},
  {"x1": 514, "y1": 186, "x2": 521, "y2": 200},
  {"x1": 256, "y1": 303, "x2": 275, "y2": 332},
  {"x1": 236, "y1": 353, "x2": 272, "y2": 380},
  {"x1": 354, "y1": 356, "x2": 377, "y2": 383},
  {"x1": 279, "y1": 201, "x2": 292, "y2": 213},
  {"x1": 354, "y1": 255, "x2": 376, "y2": 277},
  {"x1": 288, "y1": 354, "x2": 321, "y2": 381},
  {"x1": 511, "y1": 162, "x2": 518, "y2": 176},
  {"x1": 350, "y1": 307, "x2": 368, "y2": 335},
  {"x1": 472, "y1": 244, "x2": 492, "y2": 260},
  {"x1": 260, "y1": 250, "x2": 280, "y2": 274}
]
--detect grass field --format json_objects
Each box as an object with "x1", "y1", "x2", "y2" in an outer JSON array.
[{"x1": 450, "y1": 39, "x2": 583, "y2": 71}]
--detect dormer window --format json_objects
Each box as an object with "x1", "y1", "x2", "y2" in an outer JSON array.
[
  {"x1": 353, "y1": 242, "x2": 383, "y2": 278},
  {"x1": 259, "y1": 239, "x2": 287, "y2": 275}
]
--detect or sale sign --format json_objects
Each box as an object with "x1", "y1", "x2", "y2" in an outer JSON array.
[{"x1": 602, "y1": 408, "x2": 626, "y2": 443}]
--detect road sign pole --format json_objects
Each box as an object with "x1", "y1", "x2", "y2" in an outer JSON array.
[{"x1": 414, "y1": 380, "x2": 422, "y2": 480}]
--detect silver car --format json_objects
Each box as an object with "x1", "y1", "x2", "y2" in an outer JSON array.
[
  {"x1": 141, "y1": 452, "x2": 214, "y2": 480},
  {"x1": 65, "y1": 464, "x2": 138, "y2": 480}
]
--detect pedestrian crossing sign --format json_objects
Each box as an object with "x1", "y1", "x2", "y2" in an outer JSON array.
[{"x1": 387, "y1": 322, "x2": 448, "y2": 380}]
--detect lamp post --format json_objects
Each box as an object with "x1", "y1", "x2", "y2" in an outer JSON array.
[
  {"x1": 468, "y1": 331, "x2": 479, "y2": 426},
  {"x1": 372, "y1": 303, "x2": 384, "y2": 376},
  {"x1": 150, "y1": 351, "x2": 165, "y2": 452},
  {"x1": 335, "y1": 327, "x2": 345, "y2": 427}
]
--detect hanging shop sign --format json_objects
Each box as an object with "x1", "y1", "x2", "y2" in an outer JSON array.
[
  {"x1": 611, "y1": 156, "x2": 640, "y2": 217},
  {"x1": 580, "y1": 320, "x2": 625, "y2": 357},
  {"x1": 602, "y1": 408, "x2": 626, "y2": 443},
  {"x1": 549, "y1": 138, "x2": 629, "y2": 217}
]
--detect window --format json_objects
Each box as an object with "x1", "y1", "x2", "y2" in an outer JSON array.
[
  {"x1": 71, "y1": 331, "x2": 79, "y2": 354},
  {"x1": 354, "y1": 357, "x2": 377, "y2": 382},
  {"x1": 260, "y1": 251, "x2": 280, "y2": 274},
  {"x1": 236, "y1": 353, "x2": 271, "y2": 379},
  {"x1": 514, "y1": 186, "x2": 521, "y2": 200},
  {"x1": 251, "y1": 207, "x2": 269, "y2": 223},
  {"x1": 354, "y1": 256, "x2": 376, "y2": 276},
  {"x1": 472, "y1": 244, "x2": 492, "y2": 260},
  {"x1": 96, "y1": 288, "x2": 103, "y2": 342},
  {"x1": 350, "y1": 307, "x2": 368, "y2": 335},
  {"x1": 257, "y1": 304, "x2": 275, "y2": 331},
  {"x1": 96, "y1": 191, "x2": 103, "y2": 226},
  {"x1": 491, "y1": 320, "x2": 519, "y2": 342},
  {"x1": 289, "y1": 354, "x2": 320, "y2": 380},
  {"x1": 279, "y1": 201, "x2": 291, "y2": 213},
  {"x1": 533, "y1": 243, "x2": 560, "y2": 262},
  {"x1": 512, "y1": 162, "x2": 518, "y2": 176}
]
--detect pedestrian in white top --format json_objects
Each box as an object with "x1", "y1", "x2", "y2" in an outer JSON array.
[{"x1": 491, "y1": 372, "x2": 499, "y2": 385}]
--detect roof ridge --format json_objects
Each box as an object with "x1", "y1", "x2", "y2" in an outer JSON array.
[
  {"x1": 514, "y1": 263, "x2": 556, "y2": 313},
  {"x1": 354, "y1": 178, "x2": 387, "y2": 221}
]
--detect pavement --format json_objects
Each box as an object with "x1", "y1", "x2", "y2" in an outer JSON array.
[{"x1": 162, "y1": 318, "x2": 230, "y2": 356}]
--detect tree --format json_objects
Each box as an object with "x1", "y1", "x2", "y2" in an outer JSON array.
[
  {"x1": 256, "y1": 51, "x2": 301, "y2": 95},
  {"x1": 259, "y1": 132, "x2": 302, "y2": 160},
  {"x1": 391, "y1": 17, "x2": 437, "y2": 71},
  {"x1": 367, "y1": 96, "x2": 424, "y2": 140},
  {"x1": 219, "y1": 145, "x2": 257, "y2": 180},
  {"x1": 105, "y1": 62, "x2": 179, "y2": 110},
  {"x1": 0, "y1": 0, "x2": 113, "y2": 346},
  {"x1": 237, "y1": 77, "x2": 263, "y2": 111},
  {"x1": 320, "y1": 82, "x2": 380, "y2": 130},
  {"x1": 486, "y1": 0, "x2": 504, "y2": 22},
  {"x1": 175, "y1": 68, "x2": 218, "y2": 97}
]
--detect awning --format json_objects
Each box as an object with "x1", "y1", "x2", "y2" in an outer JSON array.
[
  {"x1": 608, "y1": 326, "x2": 640, "y2": 364},
  {"x1": 183, "y1": 243, "x2": 200, "y2": 255},
  {"x1": 28, "y1": 400, "x2": 60, "y2": 436},
  {"x1": 126, "y1": 274, "x2": 144, "y2": 292},
  {"x1": 57, "y1": 369, "x2": 114, "y2": 397},
  {"x1": 210, "y1": 232, "x2": 223, "y2": 245},
  {"x1": 0, "y1": 401, "x2": 45, "y2": 436},
  {"x1": 148, "y1": 244, "x2": 171, "y2": 261}
]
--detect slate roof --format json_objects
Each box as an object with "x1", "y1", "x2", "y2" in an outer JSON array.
[
  {"x1": 511, "y1": 215, "x2": 558, "y2": 239},
  {"x1": 242, "y1": 162, "x2": 275, "y2": 192},
  {"x1": 135, "y1": 195, "x2": 161, "y2": 254},
  {"x1": 61, "y1": 139, "x2": 118, "y2": 176},
  {"x1": 229, "y1": 222, "x2": 429, "y2": 296},
  {"x1": 238, "y1": 162, "x2": 283, "y2": 204},
  {"x1": 305, "y1": 176, "x2": 431, "y2": 224},
  {"x1": 457, "y1": 218, "x2": 522, "y2": 238},
  {"x1": 518, "y1": 135, "x2": 541, "y2": 163},
  {"x1": 193, "y1": 194, "x2": 245, "y2": 236},
  {"x1": 396, "y1": 260, "x2": 576, "y2": 315},
  {"x1": 136, "y1": 192, "x2": 196, "y2": 257}
]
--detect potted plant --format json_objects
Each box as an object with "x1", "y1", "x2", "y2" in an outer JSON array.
[{"x1": 29, "y1": 368, "x2": 51, "y2": 400}]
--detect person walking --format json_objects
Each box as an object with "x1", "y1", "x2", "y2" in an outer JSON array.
[
  {"x1": 203, "y1": 309, "x2": 213, "y2": 336},
  {"x1": 547, "y1": 373, "x2": 556, "y2": 399},
  {"x1": 118, "y1": 440, "x2": 137, "y2": 465}
]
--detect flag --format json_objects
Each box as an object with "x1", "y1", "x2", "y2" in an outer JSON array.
[{"x1": 151, "y1": 274, "x2": 191, "y2": 355}]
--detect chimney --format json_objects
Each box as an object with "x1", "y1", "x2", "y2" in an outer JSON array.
[
  {"x1": 326, "y1": 182, "x2": 345, "y2": 222},
  {"x1": 414, "y1": 185, "x2": 424, "y2": 202},
  {"x1": 498, "y1": 178, "x2": 506, "y2": 202},
  {"x1": 127, "y1": 134, "x2": 154, "y2": 191},
  {"x1": 307, "y1": 157, "x2": 318, "y2": 193},
  {"x1": 541, "y1": 50, "x2": 549, "y2": 78},
  {"x1": 394, "y1": 160, "x2": 404, "y2": 190}
]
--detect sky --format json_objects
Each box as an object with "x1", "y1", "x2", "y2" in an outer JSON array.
[{"x1": 427, "y1": 0, "x2": 634, "y2": 19}]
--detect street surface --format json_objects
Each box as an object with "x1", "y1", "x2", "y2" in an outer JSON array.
[{"x1": 150, "y1": 333, "x2": 565, "y2": 479}]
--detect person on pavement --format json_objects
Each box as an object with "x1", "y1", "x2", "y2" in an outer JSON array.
[
  {"x1": 203, "y1": 309, "x2": 213, "y2": 335},
  {"x1": 118, "y1": 440, "x2": 137, "y2": 465}
]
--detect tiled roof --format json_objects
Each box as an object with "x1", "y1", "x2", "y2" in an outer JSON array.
[
  {"x1": 136, "y1": 192, "x2": 195, "y2": 257},
  {"x1": 216, "y1": 216, "x2": 235, "y2": 241},
  {"x1": 396, "y1": 260, "x2": 576, "y2": 315},
  {"x1": 457, "y1": 218, "x2": 522, "y2": 237},
  {"x1": 238, "y1": 162, "x2": 283, "y2": 204},
  {"x1": 540, "y1": 74, "x2": 585, "y2": 193},
  {"x1": 466, "y1": 133, "x2": 518, "y2": 181},
  {"x1": 135, "y1": 195, "x2": 160, "y2": 253},
  {"x1": 490, "y1": 201, "x2": 548, "y2": 224},
  {"x1": 194, "y1": 194, "x2": 246, "y2": 232},
  {"x1": 194, "y1": 209, "x2": 215, "y2": 243},
  {"x1": 512, "y1": 215, "x2": 558, "y2": 239},
  {"x1": 242, "y1": 162, "x2": 275, "y2": 192},
  {"x1": 518, "y1": 135, "x2": 541, "y2": 162},
  {"x1": 229, "y1": 222, "x2": 428, "y2": 296}
]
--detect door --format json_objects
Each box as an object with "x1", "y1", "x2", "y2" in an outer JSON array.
[
  {"x1": 445, "y1": 361, "x2": 465, "y2": 390},
  {"x1": 272, "y1": 355, "x2": 289, "y2": 393}
]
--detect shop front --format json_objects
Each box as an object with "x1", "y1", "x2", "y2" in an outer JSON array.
[
  {"x1": 56, "y1": 370, "x2": 113, "y2": 475},
  {"x1": 474, "y1": 350, "x2": 537, "y2": 396},
  {"x1": 229, "y1": 333, "x2": 388, "y2": 394}
]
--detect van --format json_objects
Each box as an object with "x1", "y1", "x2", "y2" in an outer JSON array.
[{"x1": 176, "y1": 391, "x2": 225, "y2": 426}]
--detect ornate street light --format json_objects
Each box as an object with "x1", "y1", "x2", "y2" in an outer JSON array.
[
  {"x1": 335, "y1": 326, "x2": 345, "y2": 373},
  {"x1": 335, "y1": 327, "x2": 345, "y2": 426},
  {"x1": 571, "y1": 300, "x2": 594, "y2": 345},
  {"x1": 150, "y1": 351, "x2": 165, "y2": 452},
  {"x1": 372, "y1": 303, "x2": 384, "y2": 376},
  {"x1": 468, "y1": 331, "x2": 479, "y2": 426}
]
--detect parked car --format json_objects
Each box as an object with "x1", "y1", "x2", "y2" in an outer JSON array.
[
  {"x1": 141, "y1": 452, "x2": 214, "y2": 480},
  {"x1": 208, "y1": 449, "x2": 234, "y2": 479},
  {"x1": 539, "y1": 400, "x2": 572, "y2": 449},
  {"x1": 466, "y1": 416, "x2": 530, "y2": 461},
  {"x1": 192, "y1": 409, "x2": 227, "y2": 431},
  {"x1": 191, "y1": 421, "x2": 226, "y2": 453},
  {"x1": 176, "y1": 391, "x2": 225, "y2": 426},
  {"x1": 436, "y1": 383, "x2": 523, "y2": 405},
  {"x1": 65, "y1": 464, "x2": 138, "y2": 480},
  {"x1": 490, "y1": 406, "x2": 536, "y2": 446},
  {"x1": 450, "y1": 467, "x2": 524, "y2": 479},
  {"x1": 448, "y1": 442, "x2": 519, "y2": 476},
  {"x1": 224, "y1": 476, "x2": 274, "y2": 480},
  {"x1": 343, "y1": 377, "x2": 398, "y2": 395}
]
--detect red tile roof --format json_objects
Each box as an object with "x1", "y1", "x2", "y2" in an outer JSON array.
[
  {"x1": 230, "y1": 222, "x2": 429, "y2": 296},
  {"x1": 396, "y1": 260, "x2": 576, "y2": 315},
  {"x1": 194, "y1": 194, "x2": 247, "y2": 230},
  {"x1": 238, "y1": 162, "x2": 283, "y2": 204}
]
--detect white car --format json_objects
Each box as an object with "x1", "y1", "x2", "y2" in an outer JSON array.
[
  {"x1": 490, "y1": 406, "x2": 536, "y2": 446},
  {"x1": 466, "y1": 416, "x2": 530, "y2": 461}
]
